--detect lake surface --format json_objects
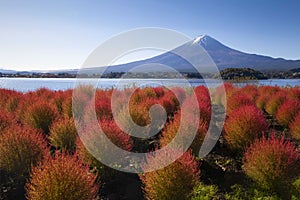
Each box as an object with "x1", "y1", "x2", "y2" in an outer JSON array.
[{"x1": 0, "y1": 78, "x2": 299, "y2": 92}]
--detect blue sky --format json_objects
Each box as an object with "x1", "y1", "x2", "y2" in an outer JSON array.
[{"x1": 0, "y1": 0, "x2": 299, "y2": 70}]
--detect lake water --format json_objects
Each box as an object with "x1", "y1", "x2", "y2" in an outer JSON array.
[{"x1": 0, "y1": 78, "x2": 299, "y2": 92}]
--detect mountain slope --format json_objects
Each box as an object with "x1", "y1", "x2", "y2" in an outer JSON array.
[
  {"x1": 3, "y1": 35, "x2": 298, "y2": 75},
  {"x1": 195, "y1": 35, "x2": 300, "y2": 71},
  {"x1": 99, "y1": 35, "x2": 300, "y2": 73}
]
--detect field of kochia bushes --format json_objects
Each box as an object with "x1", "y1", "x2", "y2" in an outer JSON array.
[{"x1": 0, "y1": 84, "x2": 300, "y2": 200}]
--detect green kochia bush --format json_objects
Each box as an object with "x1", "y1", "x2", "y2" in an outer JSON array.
[
  {"x1": 243, "y1": 134, "x2": 300, "y2": 196},
  {"x1": 191, "y1": 183, "x2": 218, "y2": 200},
  {"x1": 26, "y1": 153, "x2": 99, "y2": 200},
  {"x1": 140, "y1": 150, "x2": 200, "y2": 200},
  {"x1": 225, "y1": 184, "x2": 280, "y2": 200}
]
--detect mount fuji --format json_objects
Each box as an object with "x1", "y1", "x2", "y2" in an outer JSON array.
[
  {"x1": 95, "y1": 35, "x2": 300, "y2": 74},
  {"x1": 6, "y1": 35, "x2": 297, "y2": 75}
]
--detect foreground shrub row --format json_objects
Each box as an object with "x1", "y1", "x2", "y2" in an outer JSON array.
[{"x1": 0, "y1": 84, "x2": 299, "y2": 199}]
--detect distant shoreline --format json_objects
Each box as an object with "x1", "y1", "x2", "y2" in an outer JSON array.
[{"x1": 1, "y1": 67, "x2": 300, "y2": 79}]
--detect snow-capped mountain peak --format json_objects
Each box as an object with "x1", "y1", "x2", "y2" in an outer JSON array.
[
  {"x1": 193, "y1": 35, "x2": 207, "y2": 44},
  {"x1": 193, "y1": 34, "x2": 213, "y2": 46}
]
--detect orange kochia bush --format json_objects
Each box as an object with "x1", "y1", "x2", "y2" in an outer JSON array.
[
  {"x1": 224, "y1": 105, "x2": 269, "y2": 152},
  {"x1": 275, "y1": 99, "x2": 300, "y2": 127},
  {"x1": 0, "y1": 110, "x2": 18, "y2": 133},
  {"x1": 290, "y1": 112, "x2": 300, "y2": 140},
  {"x1": 0, "y1": 89, "x2": 22, "y2": 112},
  {"x1": 265, "y1": 90, "x2": 287, "y2": 116},
  {"x1": 160, "y1": 96, "x2": 209, "y2": 155},
  {"x1": 26, "y1": 153, "x2": 99, "y2": 200},
  {"x1": 0, "y1": 126, "x2": 48, "y2": 179},
  {"x1": 140, "y1": 150, "x2": 200, "y2": 200},
  {"x1": 243, "y1": 133, "x2": 300, "y2": 193},
  {"x1": 256, "y1": 86, "x2": 280, "y2": 111}
]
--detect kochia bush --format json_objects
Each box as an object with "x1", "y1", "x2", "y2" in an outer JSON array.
[
  {"x1": 0, "y1": 126, "x2": 48, "y2": 179},
  {"x1": 213, "y1": 82, "x2": 237, "y2": 106},
  {"x1": 49, "y1": 117, "x2": 78, "y2": 152},
  {"x1": 76, "y1": 119, "x2": 133, "y2": 180},
  {"x1": 255, "y1": 93, "x2": 270, "y2": 111},
  {"x1": 0, "y1": 89, "x2": 22, "y2": 112},
  {"x1": 256, "y1": 86, "x2": 280, "y2": 111},
  {"x1": 243, "y1": 134, "x2": 300, "y2": 194},
  {"x1": 239, "y1": 85, "x2": 259, "y2": 102},
  {"x1": 0, "y1": 110, "x2": 17, "y2": 133},
  {"x1": 275, "y1": 99, "x2": 300, "y2": 127},
  {"x1": 23, "y1": 101, "x2": 58, "y2": 134},
  {"x1": 290, "y1": 112, "x2": 300, "y2": 140},
  {"x1": 226, "y1": 93, "x2": 255, "y2": 116},
  {"x1": 160, "y1": 112, "x2": 208, "y2": 155},
  {"x1": 224, "y1": 105, "x2": 269, "y2": 153},
  {"x1": 140, "y1": 150, "x2": 200, "y2": 200},
  {"x1": 265, "y1": 91, "x2": 287, "y2": 116},
  {"x1": 160, "y1": 96, "x2": 209, "y2": 155},
  {"x1": 26, "y1": 153, "x2": 99, "y2": 200},
  {"x1": 287, "y1": 86, "x2": 300, "y2": 100}
]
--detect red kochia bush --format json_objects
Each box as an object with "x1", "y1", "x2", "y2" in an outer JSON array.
[
  {"x1": 226, "y1": 93, "x2": 255, "y2": 116},
  {"x1": 243, "y1": 134, "x2": 300, "y2": 192},
  {"x1": 153, "y1": 87, "x2": 165, "y2": 97},
  {"x1": 290, "y1": 112, "x2": 300, "y2": 140},
  {"x1": 76, "y1": 119, "x2": 133, "y2": 179},
  {"x1": 194, "y1": 86, "x2": 212, "y2": 124},
  {"x1": 239, "y1": 85, "x2": 259, "y2": 102},
  {"x1": 194, "y1": 85, "x2": 210, "y2": 103},
  {"x1": 95, "y1": 97, "x2": 112, "y2": 120},
  {"x1": 158, "y1": 96, "x2": 176, "y2": 116},
  {"x1": 95, "y1": 90, "x2": 113, "y2": 120},
  {"x1": 26, "y1": 153, "x2": 99, "y2": 200},
  {"x1": 160, "y1": 96, "x2": 209, "y2": 155},
  {"x1": 275, "y1": 99, "x2": 300, "y2": 127},
  {"x1": 23, "y1": 101, "x2": 58, "y2": 134},
  {"x1": 140, "y1": 150, "x2": 200, "y2": 200},
  {"x1": 0, "y1": 89, "x2": 22, "y2": 112},
  {"x1": 0, "y1": 126, "x2": 48, "y2": 179},
  {"x1": 224, "y1": 105, "x2": 269, "y2": 152},
  {"x1": 0, "y1": 110, "x2": 17, "y2": 133},
  {"x1": 163, "y1": 87, "x2": 187, "y2": 109}
]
